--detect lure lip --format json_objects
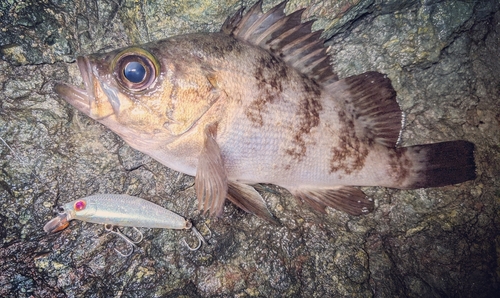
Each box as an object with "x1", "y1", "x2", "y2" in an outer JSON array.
[{"x1": 43, "y1": 213, "x2": 70, "y2": 234}]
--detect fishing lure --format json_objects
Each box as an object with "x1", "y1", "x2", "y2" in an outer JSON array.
[{"x1": 44, "y1": 194, "x2": 209, "y2": 256}]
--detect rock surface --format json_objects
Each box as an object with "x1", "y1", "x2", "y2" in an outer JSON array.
[{"x1": 1, "y1": 0, "x2": 499, "y2": 297}]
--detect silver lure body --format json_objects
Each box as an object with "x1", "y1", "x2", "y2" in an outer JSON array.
[{"x1": 60, "y1": 194, "x2": 190, "y2": 230}]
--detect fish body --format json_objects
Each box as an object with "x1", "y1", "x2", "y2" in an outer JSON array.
[{"x1": 55, "y1": 1, "x2": 476, "y2": 220}]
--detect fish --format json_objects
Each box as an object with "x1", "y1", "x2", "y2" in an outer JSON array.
[{"x1": 54, "y1": 1, "x2": 476, "y2": 221}]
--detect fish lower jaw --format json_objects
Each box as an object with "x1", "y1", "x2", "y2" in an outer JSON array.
[{"x1": 54, "y1": 82, "x2": 91, "y2": 116}]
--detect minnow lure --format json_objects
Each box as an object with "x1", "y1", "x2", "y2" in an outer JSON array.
[{"x1": 44, "y1": 194, "x2": 208, "y2": 256}]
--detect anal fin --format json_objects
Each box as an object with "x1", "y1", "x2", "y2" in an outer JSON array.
[
  {"x1": 227, "y1": 181, "x2": 278, "y2": 224},
  {"x1": 292, "y1": 186, "x2": 374, "y2": 216},
  {"x1": 195, "y1": 125, "x2": 228, "y2": 217}
]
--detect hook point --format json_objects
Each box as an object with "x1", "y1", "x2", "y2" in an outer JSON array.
[
  {"x1": 105, "y1": 224, "x2": 142, "y2": 257},
  {"x1": 181, "y1": 223, "x2": 212, "y2": 251}
]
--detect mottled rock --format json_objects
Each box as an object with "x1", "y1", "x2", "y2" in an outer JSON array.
[{"x1": 1, "y1": 0, "x2": 499, "y2": 297}]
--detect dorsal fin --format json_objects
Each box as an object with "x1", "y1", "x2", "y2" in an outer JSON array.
[
  {"x1": 221, "y1": 0, "x2": 338, "y2": 84},
  {"x1": 329, "y1": 71, "x2": 403, "y2": 147}
]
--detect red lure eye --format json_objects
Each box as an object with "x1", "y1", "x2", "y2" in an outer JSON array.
[{"x1": 74, "y1": 200, "x2": 86, "y2": 211}]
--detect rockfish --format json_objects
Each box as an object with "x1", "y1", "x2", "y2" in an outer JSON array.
[{"x1": 55, "y1": 1, "x2": 476, "y2": 221}]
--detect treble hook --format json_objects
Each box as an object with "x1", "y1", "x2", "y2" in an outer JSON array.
[
  {"x1": 181, "y1": 223, "x2": 212, "y2": 251},
  {"x1": 104, "y1": 224, "x2": 144, "y2": 257}
]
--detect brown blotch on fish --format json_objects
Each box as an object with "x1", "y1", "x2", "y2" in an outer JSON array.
[
  {"x1": 386, "y1": 149, "x2": 412, "y2": 186},
  {"x1": 208, "y1": 37, "x2": 242, "y2": 58},
  {"x1": 328, "y1": 107, "x2": 369, "y2": 175},
  {"x1": 329, "y1": 134, "x2": 369, "y2": 175},
  {"x1": 246, "y1": 56, "x2": 288, "y2": 126},
  {"x1": 285, "y1": 83, "x2": 323, "y2": 161}
]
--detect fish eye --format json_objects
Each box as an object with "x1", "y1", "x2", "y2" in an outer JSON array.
[
  {"x1": 113, "y1": 48, "x2": 159, "y2": 92},
  {"x1": 123, "y1": 61, "x2": 146, "y2": 83}
]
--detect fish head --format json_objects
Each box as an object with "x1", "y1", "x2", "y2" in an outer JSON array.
[{"x1": 55, "y1": 42, "x2": 220, "y2": 149}]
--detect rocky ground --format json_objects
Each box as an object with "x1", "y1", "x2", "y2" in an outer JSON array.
[{"x1": 1, "y1": 0, "x2": 499, "y2": 297}]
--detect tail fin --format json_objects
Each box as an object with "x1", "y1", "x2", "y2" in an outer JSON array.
[{"x1": 401, "y1": 140, "x2": 476, "y2": 189}]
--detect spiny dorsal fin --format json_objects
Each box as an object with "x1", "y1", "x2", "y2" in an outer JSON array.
[{"x1": 221, "y1": 0, "x2": 338, "y2": 84}]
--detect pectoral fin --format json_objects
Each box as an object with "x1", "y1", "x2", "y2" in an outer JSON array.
[
  {"x1": 195, "y1": 126, "x2": 228, "y2": 216},
  {"x1": 292, "y1": 186, "x2": 374, "y2": 216},
  {"x1": 227, "y1": 181, "x2": 278, "y2": 224}
]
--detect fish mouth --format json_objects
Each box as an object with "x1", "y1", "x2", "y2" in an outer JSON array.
[
  {"x1": 54, "y1": 56, "x2": 94, "y2": 117},
  {"x1": 43, "y1": 213, "x2": 70, "y2": 234}
]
